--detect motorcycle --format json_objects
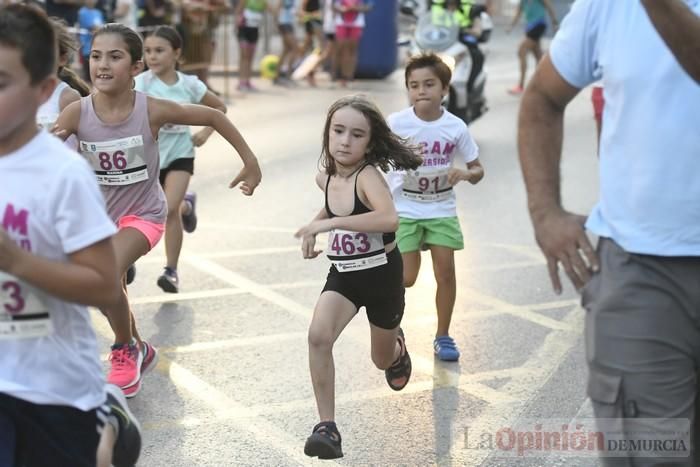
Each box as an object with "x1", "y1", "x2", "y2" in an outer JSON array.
[{"x1": 399, "y1": 1, "x2": 492, "y2": 124}]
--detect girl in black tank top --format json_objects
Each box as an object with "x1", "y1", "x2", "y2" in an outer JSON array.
[
  {"x1": 324, "y1": 163, "x2": 396, "y2": 244},
  {"x1": 295, "y1": 96, "x2": 422, "y2": 460}
]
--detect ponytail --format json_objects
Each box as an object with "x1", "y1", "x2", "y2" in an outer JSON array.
[{"x1": 58, "y1": 65, "x2": 91, "y2": 97}]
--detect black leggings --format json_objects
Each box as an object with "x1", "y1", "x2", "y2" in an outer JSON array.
[{"x1": 466, "y1": 42, "x2": 484, "y2": 93}]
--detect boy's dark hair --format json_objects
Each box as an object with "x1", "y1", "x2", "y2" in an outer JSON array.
[
  {"x1": 320, "y1": 95, "x2": 423, "y2": 176},
  {"x1": 404, "y1": 53, "x2": 452, "y2": 89},
  {"x1": 92, "y1": 23, "x2": 143, "y2": 64},
  {"x1": 0, "y1": 4, "x2": 56, "y2": 84}
]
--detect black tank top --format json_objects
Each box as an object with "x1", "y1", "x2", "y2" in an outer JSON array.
[{"x1": 324, "y1": 164, "x2": 396, "y2": 245}]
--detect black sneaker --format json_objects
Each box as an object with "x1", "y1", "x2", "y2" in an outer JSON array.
[
  {"x1": 157, "y1": 267, "x2": 179, "y2": 294},
  {"x1": 105, "y1": 384, "x2": 142, "y2": 467},
  {"x1": 182, "y1": 192, "x2": 198, "y2": 233},
  {"x1": 126, "y1": 264, "x2": 136, "y2": 285},
  {"x1": 304, "y1": 421, "x2": 343, "y2": 459}
]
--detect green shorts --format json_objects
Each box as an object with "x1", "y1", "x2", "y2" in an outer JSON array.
[{"x1": 397, "y1": 217, "x2": 464, "y2": 253}]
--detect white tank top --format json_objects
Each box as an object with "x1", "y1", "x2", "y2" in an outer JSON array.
[{"x1": 37, "y1": 81, "x2": 68, "y2": 130}]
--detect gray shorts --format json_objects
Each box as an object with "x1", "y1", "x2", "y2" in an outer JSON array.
[{"x1": 582, "y1": 237, "x2": 700, "y2": 466}]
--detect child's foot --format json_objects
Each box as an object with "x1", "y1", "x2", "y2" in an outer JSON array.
[
  {"x1": 434, "y1": 335, "x2": 460, "y2": 361},
  {"x1": 107, "y1": 341, "x2": 143, "y2": 397},
  {"x1": 157, "y1": 267, "x2": 179, "y2": 294},
  {"x1": 105, "y1": 384, "x2": 142, "y2": 467},
  {"x1": 305, "y1": 70, "x2": 317, "y2": 87},
  {"x1": 304, "y1": 421, "x2": 343, "y2": 459},
  {"x1": 182, "y1": 192, "x2": 197, "y2": 233},
  {"x1": 140, "y1": 341, "x2": 159, "y2": 374},
  {"x1": 385, "y1": 328, "x2": 412, "y2": 391},
  {"x1": 508, "y1": 84, "x2": 524, "y2": 96}
]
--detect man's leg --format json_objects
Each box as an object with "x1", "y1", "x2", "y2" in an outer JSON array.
[{"x1": 583, "y1": 238, "x2": 700, "y2": 466}]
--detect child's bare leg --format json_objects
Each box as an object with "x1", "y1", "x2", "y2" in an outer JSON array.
[
  {"x1": 369, "y1": 324, "x2": 401, "y2": 370},
  {"x1": 307, "y1": 291, "x2": 356, "y2": 421},
  {"x1": 163, "y1": 171, "x2": 190, "y2": 270},
  {"x1": 103, "y1": 228, "x2": 149, "y2": 345},
  {"x1": 402, "y1": 250, "x2": 421, "y2": 287},
  {"x1": 96, "y1": 423, "x2": 116, "y2": 467},
  {"x1": 430, "y1": 246, "x2": 456, "y2": 336}
]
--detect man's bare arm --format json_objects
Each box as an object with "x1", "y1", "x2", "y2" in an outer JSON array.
[
  {"x1": 641, "y1": 0, "x2": 700, "y2": 83},
  {"x1": 518, "y1": 55, "x2": 599, "y2": 293}
]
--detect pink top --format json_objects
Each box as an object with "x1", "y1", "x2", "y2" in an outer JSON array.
[{"x1": 77, "y1": 91, "x2": 167, "y2": 224}]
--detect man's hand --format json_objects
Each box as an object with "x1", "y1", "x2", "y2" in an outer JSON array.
[{"x1": 532, "y1": 208, "x2": 599, "y2": 294}]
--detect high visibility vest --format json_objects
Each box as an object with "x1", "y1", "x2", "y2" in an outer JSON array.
[{"x1": 431, "y1": 1, "x2": 474, "y2": 28}]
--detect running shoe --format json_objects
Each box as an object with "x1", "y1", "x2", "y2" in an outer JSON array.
[
  {"x1": 434, "y1": 335, "x2": 460, "y2": 361},
  {"x1": 157, "y1": 267, "x2": 179, "y2": 294},
  {"x1": 508, "y1": 84, "x2": 524, "y2": 96},
  {"x1": 125, "y1": 264, "x2": 136, "y2": 285},
  {"x1": 182, "y1": 192, "x2": 197, "y2": 233},
  {"x1": 107, "y1": 342, "x2": 143, "y2": 391},
  {"x1": 105, "y1": 384, "x2": 142, "y2": 467}
]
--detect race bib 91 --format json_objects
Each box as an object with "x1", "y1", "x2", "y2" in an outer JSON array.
[
  {"x1": 0, "y1": 272, "x2": 52, "y2": 340},
  {"x1": 402, "y1": 167, "x2": 452, "y2": 202},
  {"x1": 80, "y1": 136, "x2": 148, "y2": 186},
  {"x1": 327, "y1": 229, "x2": 387, "y2": 272}
]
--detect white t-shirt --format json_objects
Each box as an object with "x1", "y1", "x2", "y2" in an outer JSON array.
[
  {"x1": 37, "y1": 81, "x2": 68, "y2": 131},
  {"x1": 386, "y1": 107, "x2": 479, "y2": 219},
  {"x1": 0, "y1": 131, "x2": 116, "y2": 410},
  {"x1": 550, "y1": 0, "x2": 700, "y2": 256}
]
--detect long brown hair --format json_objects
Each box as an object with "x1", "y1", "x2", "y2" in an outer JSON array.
[
  {"x1": 50, "y1": 17, "x2": 90, "y2": 96},
  {"x1": 320, "y1": 95, "x2": 422, "y2": 175}
]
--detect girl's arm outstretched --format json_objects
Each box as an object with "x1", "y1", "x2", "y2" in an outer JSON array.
[{"x1": 149, "y1": 97, "x2": 262, "y2": 195}]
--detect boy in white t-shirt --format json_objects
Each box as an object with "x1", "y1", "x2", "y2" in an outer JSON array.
[
  {"x1": 386, "y1": 53, "x2": 484, "y2": 361},
  {"x1": 0, "y1": 5, "x2": 141, "y2": 466}
]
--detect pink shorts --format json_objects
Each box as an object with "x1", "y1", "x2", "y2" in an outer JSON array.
[
  {"x1": 336, "y1": 25, "x2": 362, "y2": 41},
  {"x1": 117, "y1": 215, "x2": 165, "y2": 250},
  {"x1": 591, "y1": 86, "x2": 605, "y2": 120}
]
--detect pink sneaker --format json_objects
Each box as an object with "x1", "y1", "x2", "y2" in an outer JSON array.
[
  {"x1": 107, "y1": 343, "x2": 143, "y2": 390},
  {"x1": 140, "y1": 341, "x2": 159, "y2": 374},
  {"x1": 122, "y1": 341, "x2": 159, "y2": 398},
  {"x1": 508, "y1": 85, "x2": 524, "y2": 96}
]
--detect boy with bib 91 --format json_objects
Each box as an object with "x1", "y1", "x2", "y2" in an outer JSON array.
[{"x1": 386, "y1": 53, "x2": 484, "y2": 361}]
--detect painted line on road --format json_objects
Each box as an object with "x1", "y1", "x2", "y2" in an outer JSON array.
[
  {"x1": 129, "y1": 287, "x2": 245, "y2": 305},
  {"x1": 461, "y1": 288, "x2": 575, "y2": 331},
  {"x1": 183, "y1": 255, "x2": 311, "y2": 320},
  {"x1": 89, "y1": 315, "x2": 337, "y2": 466},
  {"x1": 138, "y1": 366, "x2": 530, "y2": 432},
  {"x1": 180, "y1": 254, "x2": 519, "y2": 407},
  {"x1": 158, "y1": 332, "x2": 306, "y2": 354},
  {"x1": 442, "y1": 307, "x2": 584, "y2": 466}
]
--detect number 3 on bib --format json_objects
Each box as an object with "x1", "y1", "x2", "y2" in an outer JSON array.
[{"x1": 0, "y1": 272, "x2": 52, "y2": 340}]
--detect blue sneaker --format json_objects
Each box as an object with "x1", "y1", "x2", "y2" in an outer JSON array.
[
  {"x1": 182, "y1": 192, "x2": 197, "y2": 233},
  {"x1": 434, "y1": 335, "x2": 460, "y2": 361}
]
